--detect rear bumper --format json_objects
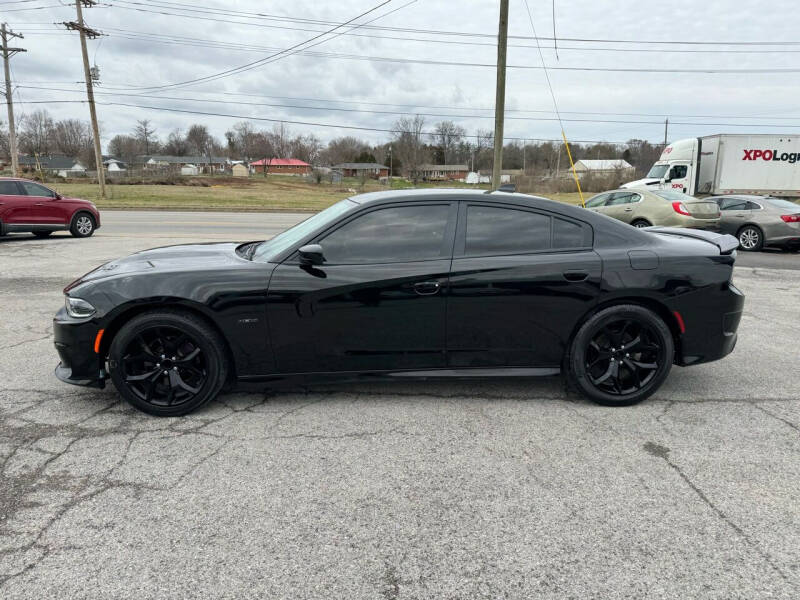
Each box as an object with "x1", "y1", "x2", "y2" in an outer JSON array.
[
  {"x1": 53, "y1": 308, "x2": 106, "y2": 388},
  {"x1": 675, "y1": 282, "x2": 745, "y2": 366}
]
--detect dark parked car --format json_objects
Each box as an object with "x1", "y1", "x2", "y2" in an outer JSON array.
[
  {"x1": 54, "y1": 190, "x2": 744, "y2": 416},
  {"x1": 0, "y1": 177, "x2": 100, "y2": 238},
  {"x1": 708, "y1": 194, "x2": 800, "y2": 251}
]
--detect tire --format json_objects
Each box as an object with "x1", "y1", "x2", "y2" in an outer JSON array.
[
  {"x1": 108, "y1": 310, "x2": 229, "y2": 416},
  {"x1": 70, "y1": 212, "x2": 96, "y2": 238},
  {"x1": 631, "y1": 219, "x2": 651, "y2": 228},
  {"x1": 737, "y1": 225, "x2": 763, "y2": 251},
  {"x1": 567, "y1": 304, "x2": 674, "y2": 407},
  {"x1": 33, "y1": 231, "x2": 53, "y2": 238}
]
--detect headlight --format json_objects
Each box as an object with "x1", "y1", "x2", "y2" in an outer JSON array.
[{"x1": 65, "y1": 296, "x2": 96, "y2": 318}]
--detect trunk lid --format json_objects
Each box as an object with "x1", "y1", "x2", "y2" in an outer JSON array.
[
  {"x1": 646, "y1": 227, "x2": 738, "y2": 255},
  {"x1": 684, "y1": 199, "x2": 721, "y2": 219}
]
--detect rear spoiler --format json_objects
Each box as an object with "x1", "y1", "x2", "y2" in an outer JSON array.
[{"x1": 646, "y1": 227, "x2": 739, "y2": 255}]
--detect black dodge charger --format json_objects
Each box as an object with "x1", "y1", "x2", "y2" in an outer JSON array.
[{"x1": 54, "y1": 190, "x2": 744, "y2": 416}]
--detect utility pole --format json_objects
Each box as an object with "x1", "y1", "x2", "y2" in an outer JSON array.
[
  {"x1": 64, "y1": 1, "x2": 105, "y2": 199},
  {"x1": 1, "y1": 24, "x2": 25, "y2": 178},
  {"x1": 491, "y1": 0, "x2": 509, "y2": 191},
  {"x1": 664, "y1": 118, "x2": 669, "y2": 147}
]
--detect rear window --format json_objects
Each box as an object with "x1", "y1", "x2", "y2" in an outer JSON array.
[
  {"x1": 765, "y1": 198, "x2": 800, "y2": 211},
  {"x1": 653, "y1": 190, "x2": 699, "y2": 202}
]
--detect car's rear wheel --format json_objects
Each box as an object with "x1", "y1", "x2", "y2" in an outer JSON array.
[
  {"x1": 737, "y1": 225, "x2": 763, "y2": 251},
  {"x1": 568, "y1": 305, "x2": 674, "y2": 406},
  {"x1": 631, "y1": 219, "x2": 651, "y2": 228},
  {"x1": 70, "y1": 212, "x2": 95, "y2": 238},
  {"x1": 108, "y1": 310, "x2": 228, "y2": 416},
  {"x1": 33, "y1": 231, "x2": 53, "y2": 238}
]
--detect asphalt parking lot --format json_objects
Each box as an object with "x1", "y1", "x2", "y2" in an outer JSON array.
[{"x1": 1, "y1": 212, "x2": 799, "y2": 599}]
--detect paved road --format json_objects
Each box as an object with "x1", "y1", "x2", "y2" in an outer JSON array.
[{"x1": 1, "y1": 214, "x2": 799, "y2": 598}]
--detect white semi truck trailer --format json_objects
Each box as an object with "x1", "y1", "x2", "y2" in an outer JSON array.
[{"x1": 622, "y1": 134, "x2": 800, "y2": 197}]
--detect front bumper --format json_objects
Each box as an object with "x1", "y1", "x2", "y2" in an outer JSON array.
[{"x1": 53, "y1": 308, "x2": 106, "y2": 388}]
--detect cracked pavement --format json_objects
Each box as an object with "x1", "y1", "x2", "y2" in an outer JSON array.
[{"x1": 1, "y1": 218, "x2": 800, "y2": 599}]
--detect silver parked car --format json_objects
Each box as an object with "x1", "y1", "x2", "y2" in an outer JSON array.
[
  {"x1": 584, "y1": 188, "x2": 720, "y2": 230},
  {"x1": 708, "y1": 195, "x2": 800, "y2": 251}
]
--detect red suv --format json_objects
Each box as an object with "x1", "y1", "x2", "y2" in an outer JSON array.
[{"x1": 0, "y1": 178, "x2": 101, "y2": 238}]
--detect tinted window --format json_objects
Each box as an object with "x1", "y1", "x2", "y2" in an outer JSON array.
[
  {"x1": 0, "y1": 181, "x2": 19, "y2": 195},
  {"x1": 465, "y1": 205, "x2": 550, "y2": 255},
  {"x1": 745, "y1": 201, "x2": 762, "y2": 210},
  {"x1": 320, "y1": 204, "x2": 449, "y2": 264},
  {"x1": 553, "y1": 218, "x2": 586, "y2": 249},
  {"x1": 585, "y1": 193, "x2": 609, "y2": 208},
  {"x1": 20, "y1": 181, "x2": 55, "y2": 197}
]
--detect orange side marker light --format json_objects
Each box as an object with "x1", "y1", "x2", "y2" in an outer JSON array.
[{"x1": 94, "y1": 329, "x2": 105, "y2": 354}]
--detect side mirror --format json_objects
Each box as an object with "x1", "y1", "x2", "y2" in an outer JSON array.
[{"x1": 298, "y1": 244, "x2": 325, "y2": 265}]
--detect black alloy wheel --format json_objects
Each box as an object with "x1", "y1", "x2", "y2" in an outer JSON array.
[
  {"x1": 568, "y1": 304, "x2": 674, "y2": 406},
  {"x1": 631, "y1": 219, "x2": 651, "y2": 228},
  {"x1": 109, "y1": 310, "x2": 228, "y2": 416}
]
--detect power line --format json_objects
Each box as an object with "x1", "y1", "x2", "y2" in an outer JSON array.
[
  {"x1": 115, "y1": 0, "x2": 409, "y2": 92},
  {"x1": 94, "y1": 25, "x2": 800, "y2": 55},
  {"x1": 19, "y1": 83, "x2": 800, "y2": 122},
  {"x1": 22, "y1": 85, "x2": 800, "y2": 129},
  {"x1": 106, "y1": 1, "x2": 800, "y2": 47}
]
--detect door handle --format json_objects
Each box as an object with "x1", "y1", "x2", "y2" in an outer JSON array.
[
  {"x1": 563, "y1": 270, "x2": 589, "y2": 282},
  {"x1": 413, "y1": 281, "x2": 441, "y2": 295}
]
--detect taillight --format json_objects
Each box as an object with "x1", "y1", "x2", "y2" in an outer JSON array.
[
  {"x1": 780, "y1": 214, "x2": 800, "y2": 223},
  {"x1": 672, "y1": 201, "x2": 692, "y2": 216}
]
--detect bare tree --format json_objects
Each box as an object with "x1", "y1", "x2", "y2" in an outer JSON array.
[
  {"x1": 107, "y1": 134, "x2": 140, "y2": 164},
  {"x1": 19, "y1": 109, "x2": 54, "y2": 156},
  {"x1": 321, "y1": 136, "x2": 367, "y2": 165},
  {"x1": 133, "y1": 119, "x2": 158, "y2": 155},
  {"x1": 185, "y1": 124, "x2": 211, "y2": 156},
  {"x1": 232, "y1": 121, "x2": 259, "y2": 160},
  {"x1": 474, "y1": 129, "x2": 494, "y2": 172},
  {"x1": 292, "y1": 133, "x2": 322, "y2": 164},
  {"x1": 163, "y1": 129, "x2": 188, "y2": 156},
  {"x1": 267, "y1": 122, "x2": 292, "y2": 158},
  {"x1": 52, "y1": 119, "x2": 92, "y2": 158},
  {"x1": 392, "y1": 115, "x2": 426, "y2": 181},
  {"x1": 430, "y1": 120, "x2": 465, "y2": 164}
]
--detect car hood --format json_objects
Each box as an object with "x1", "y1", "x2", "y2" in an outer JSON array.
[
  {"x1": 622, "y1": 178, "x2": 661, "y2": 189},
  {"x1": 66, "y1": 242, "x2": 244, "y2": 290}
]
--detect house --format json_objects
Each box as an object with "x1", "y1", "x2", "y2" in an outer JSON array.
[
  {"x1": 181, "y1": 164, "x2": 199, "y2": 176},
  {"x1": 18, "y1": 156, "x2": 87, "y2": 177},
  {"x1": 138, "y1": 155, "x2": 229, "y2": 173},
  {"x1": 231, "y1": 163, "x2": 249, "y2": 177},
  {"x1": 333, "y1": 162, "x2": 389, "y2": 178},
  {"x1": 249, "y1": 158, "x2": 311, "y2": 175},
  {"x1": 419, "y1": 164, "x2": 469, "y2": 181},
  {"x1": 573, "y1": 159, "x2": 634, "y2": 178}
]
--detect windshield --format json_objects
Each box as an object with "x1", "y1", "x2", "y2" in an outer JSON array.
[
  {"x1": 646, "y1": 164, "x2": 669, "y2": 179},
  {"x1": 653, "y1": 190, "x2": 698, "y2": 202},
  {"x1": 252, "y1": 198, "x2": 357, "y2": 261},
  {"x1": 764, "y1": 198, "x2": 800, "y2": 211}
]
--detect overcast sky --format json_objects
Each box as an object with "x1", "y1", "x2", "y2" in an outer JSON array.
[{"x1": 5, "y1": 0, "x2": 800, "y2": 151}]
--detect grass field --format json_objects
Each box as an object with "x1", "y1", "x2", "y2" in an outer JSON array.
[{"x1": 50, "y1": 176, "x2": 587, "y2": 212}]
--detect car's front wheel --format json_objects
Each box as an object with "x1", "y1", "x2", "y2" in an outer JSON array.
[
  {"x1": 567, "y1": 304, "x2": 674, "y2": 406},
  {"x1": 108, "y1": 310, "x2": 229, "y2": 416},
  {"x1": 70, "y1": 212, "x2": 96, "y2": 238}
]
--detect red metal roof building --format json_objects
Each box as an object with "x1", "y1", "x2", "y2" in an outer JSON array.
[{"x1": 249, "y1": 158, "x2": 311, "y2": 175}]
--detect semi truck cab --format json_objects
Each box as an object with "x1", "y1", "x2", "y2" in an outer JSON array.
[{"x1": 622, "y1": 138, "x2": 698, "y2": 194}]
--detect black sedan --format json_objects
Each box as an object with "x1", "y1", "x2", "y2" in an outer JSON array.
[{"x1": 54, "y1": 190, "x2": 744, "y2": 416}]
